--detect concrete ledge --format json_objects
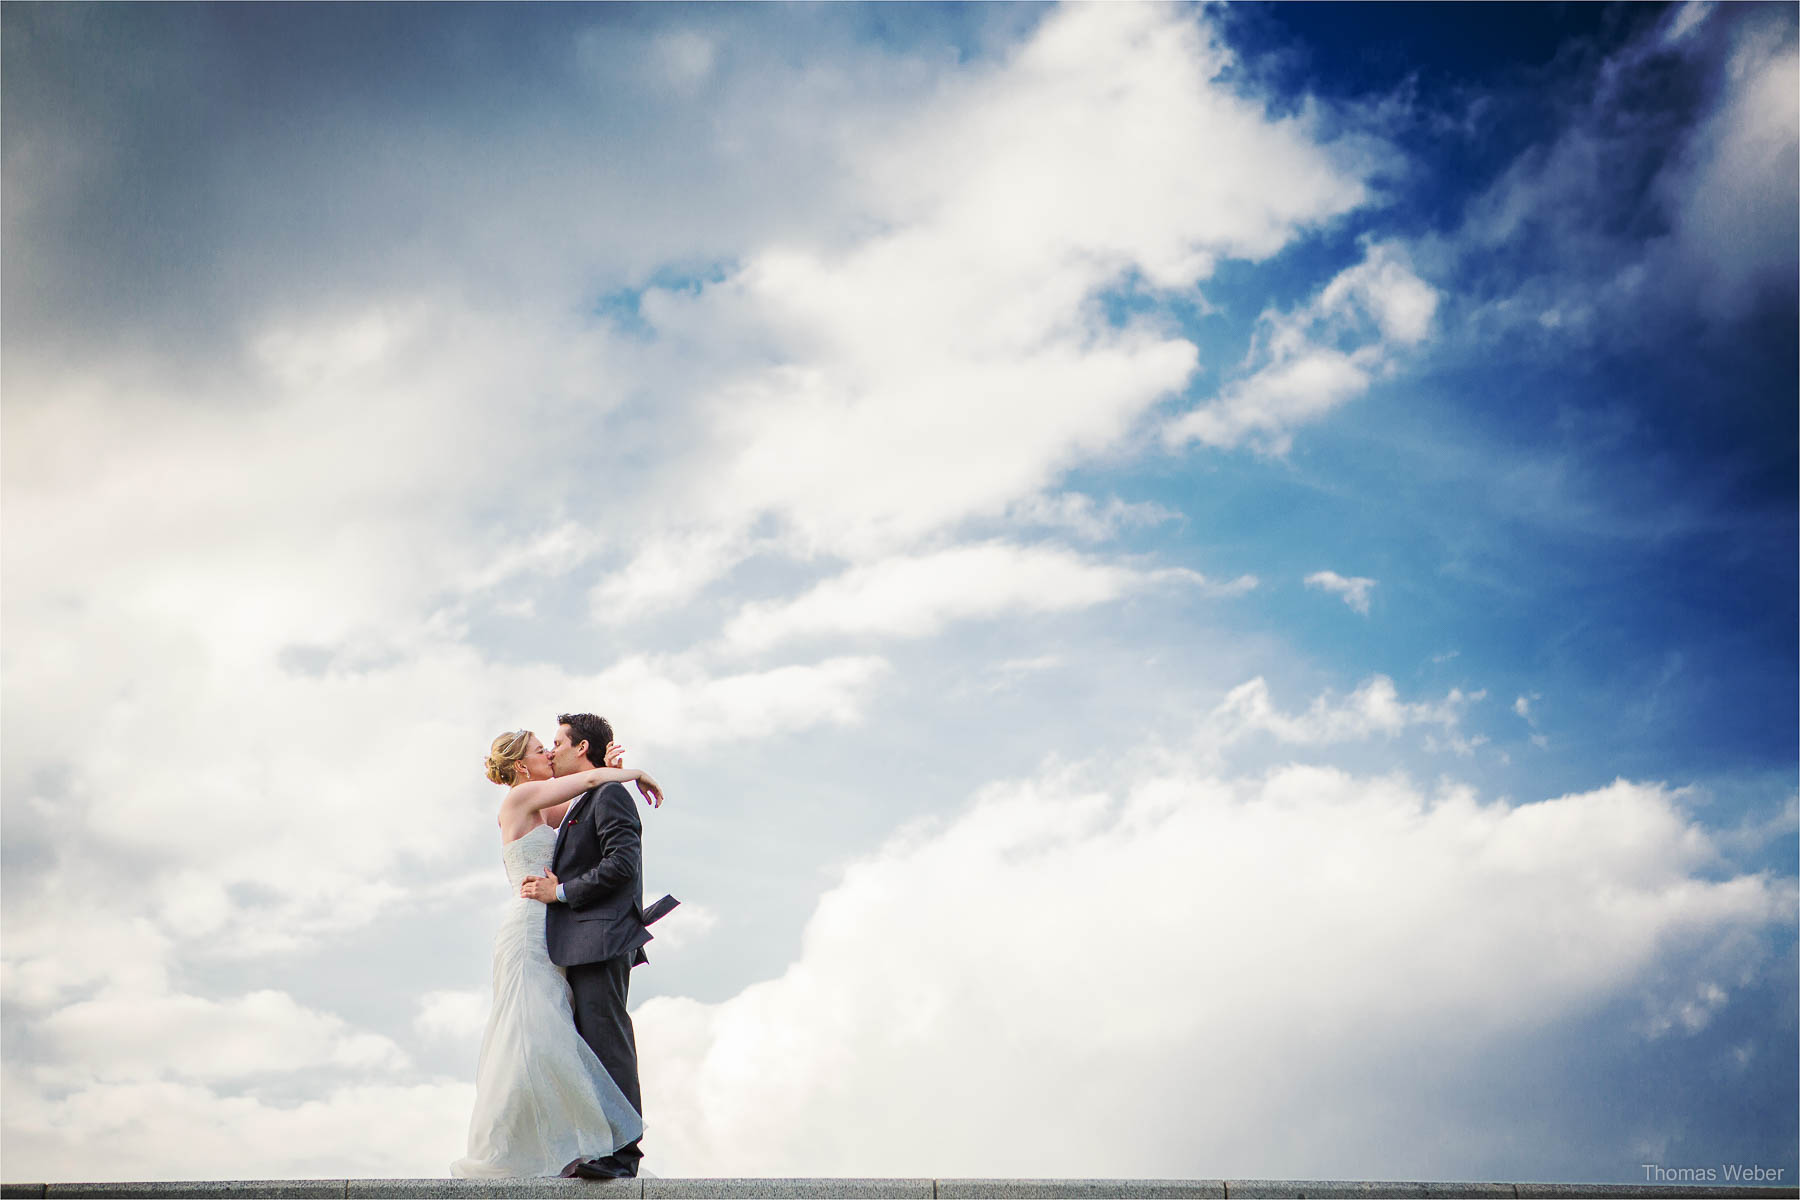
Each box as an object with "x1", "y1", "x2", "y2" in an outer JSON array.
[
  {"x1": 939, "y1": 1182, "x2": 1224, "y2": 1198},
  {"x1": 38, "y1": 1186, "x2": 344, "y2": 1199},
  {"x1": 350, "y1": 1181, "x2": 639, "y2": 1198},
  {"x1": 1513, "y1": 1188, "x2": 1791, "y2": 1199},
  {"x1": 645, "y1": 1182, "x2": 931, "y2": 1198},
  {"x1": 1, "y1": 1181, "x2": 1793, "y2": 1200},
  {"x1": 40, "y1": 1185, "x2": 344, "y2": 1199},
  {"x1": 1226, "y1": 1185, "x2": 1514, "y2": 1199}
]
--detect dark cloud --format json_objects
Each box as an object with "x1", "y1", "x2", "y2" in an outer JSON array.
[{"x1": 1, "y1": 3, "x2": 1019, "y2": 373}]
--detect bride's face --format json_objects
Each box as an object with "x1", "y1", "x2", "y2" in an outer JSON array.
[{"x1": 517, "y1": 734, "x2": 552, "y2": 782}]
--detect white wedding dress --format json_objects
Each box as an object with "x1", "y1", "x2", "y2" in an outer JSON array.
[{"x1": 451, "y1": 823, "x2": 644, "y2": 1178}]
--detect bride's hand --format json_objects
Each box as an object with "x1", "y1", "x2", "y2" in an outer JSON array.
[
  {"x1": 604, "y1": 741, "x2": 625, "y2": 769},
  {"x1": 634, "y1": 771, "x2": 665, "y2": 809}
]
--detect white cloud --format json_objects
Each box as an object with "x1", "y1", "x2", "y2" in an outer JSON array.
[
  {"x1": 865, "y1": 5, "x2": 1369, "y2": 280},
  {"x1": 1317, "y1": 242, "x2": 1441, "y2": 347},
  {"x1": 687, "y1": 300, "x2": 1201, "y2": 558},
  {"x1": 588, "y1": 529, "x2": 750, "y2": 626},
  {"x1": 3, "y1": 5, "x2": 1376, "y2": 974},
  {"x1": 0, "y1": 630, "x2": 892, "y2": 996},
  {"x1": 979, "y1": 655, "x2": 1066, "y2": 695},
  {"x1": 1654, "y1": 25, "x2": 1799, "y2": 319},
  {"x1": 633, "y1": 762, "x2": 1793, "y2": 1177},
  {"x1": 0, "y1": 21, "x2": 1380, "y2": 1166},
  {"x1": 1208, "y1": 675, "x2": 1480, "y2": 749},
  {"x1": 1005, "y1": 492, "x2": 1182, "y2": 542},
  {"x1": 460, "y1": 523, "x2": 594, "y2": 596},
  {"x1": 719, "y1": 542, "x2": 1241, "y2": 654},
  {"x1": 644, "y1": 902, "x2": 721, "y2": 953},
  {"x1": 7, "y1": 5, "x2": 1786, "y2": 1186},
  {"x1": 653, "y1": 30, "x2": 719, "y2": 92},
  {"x1": 1, "y1": 297, "x2": 635, "y2": 841},
  {"x1": 1167, "y1": 349, "x2": 1373, "y2": 455},
  {"x1": 415, "y1": 989, "x2": 489, "y2": 1043},
  {"x1": 1661, "y1": 1, "x2": 1716, "y2": 48},
  {"x1": 581, "y1": 653, "x2": 893, "y2": 753},
  {"x1": 1446, "y1": 2, "x2": 1797, "y2": 341},
  {"x1": 1, "y1": 638, "x2": 512, "y2": 959},
  {"x1": 0, "y1": 905, "x2": 174, "y2": 1011},
  {"x1": 1422, "y1": 729, "x2": 1491, "y2": 758},
  {"x1": 594, "y1": 2, "x2": 1374, "y2": 578},
  {"x1": 1165, "y1": 242, "x2": 1437, "y2": 455},
  {"x1": 1514, "y1": 692, "x2": 1549, "y2": 748},
  {"x1": 1305, "y1": 569, "x2": 1378, "y2": 615},
  {"x1": 1, "y1": 1073, "x2": 474, "y2": 1183},
  {"x1": 1712, "y1": 792, "x2": 1800, "y2": 862},
  {"x1": 36, "y1": 989, "x2": 409, "y2": 1083}
]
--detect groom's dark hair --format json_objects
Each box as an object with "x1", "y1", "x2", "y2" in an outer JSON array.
[{"x1": 558, "y1": 712, "x2": 613, "y2": 768}]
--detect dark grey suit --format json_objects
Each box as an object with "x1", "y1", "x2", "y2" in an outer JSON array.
[{"x1": 547, "y1": 780, "x2": 677, "y2": 1175}]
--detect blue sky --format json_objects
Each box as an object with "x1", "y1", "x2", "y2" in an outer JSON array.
[{"x1": 3, "y1": 1, "x2": 1795, "y2": 1185}]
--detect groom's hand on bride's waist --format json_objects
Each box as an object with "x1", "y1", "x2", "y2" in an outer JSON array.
[{"x1": 519, "y1": 871, "x2": 561, "y2": 903}]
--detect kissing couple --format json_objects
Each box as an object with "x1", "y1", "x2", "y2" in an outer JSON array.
[{"x1": 451, "y1": 712, "x2": 679, "y2": 1180}]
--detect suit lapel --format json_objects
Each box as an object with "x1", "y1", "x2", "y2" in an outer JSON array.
[{"x1": 552, "y1": 787, "x2": 595, "y2": 867}]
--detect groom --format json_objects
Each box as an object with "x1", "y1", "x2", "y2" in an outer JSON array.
[{"x1": 519, "y1": 711, "x2": 678, "y2": 1180}]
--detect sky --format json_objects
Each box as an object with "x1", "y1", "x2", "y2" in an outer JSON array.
[{"x1": 2, "y1": 0, "x2": 1795, "y2": 1186}]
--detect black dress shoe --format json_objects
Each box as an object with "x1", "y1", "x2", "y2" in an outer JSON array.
[
  {"x1": 561, "y1": 1156, "x2": 634, "y2": 1180},
  {"x1": 592, "y1": 1153, "x2": 638, "y2": 1179}
]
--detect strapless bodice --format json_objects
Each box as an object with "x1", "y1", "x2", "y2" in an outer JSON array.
[{"x1": 502, "y1": 823, "x2": 557, "y2": 888}]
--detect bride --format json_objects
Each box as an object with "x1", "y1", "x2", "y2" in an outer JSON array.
[{"x1": 451, "y1": 729, "x2": 664, "y2": 1178}]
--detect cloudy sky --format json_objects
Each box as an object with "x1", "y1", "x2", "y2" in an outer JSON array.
[{"x1": 3, "y1": 1, "x2": 1795, "y2": 1186}]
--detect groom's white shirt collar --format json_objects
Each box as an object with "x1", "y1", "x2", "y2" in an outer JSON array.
[{"x1": 560, "y1": 788, "x2": 589, "y2": 826}]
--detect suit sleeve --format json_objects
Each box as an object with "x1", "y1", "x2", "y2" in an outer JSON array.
[{"x1": 560, "y1": 782, "x2": 640, "y2": 911}]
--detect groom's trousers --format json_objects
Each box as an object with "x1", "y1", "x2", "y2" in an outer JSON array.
[{"x1": 568, "y1": 952, "x2": 643, "y2": 1173}]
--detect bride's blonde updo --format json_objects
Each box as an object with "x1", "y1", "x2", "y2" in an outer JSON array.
[{"x1": 485, "y1": 730, "x2": 533, "y2": 786}]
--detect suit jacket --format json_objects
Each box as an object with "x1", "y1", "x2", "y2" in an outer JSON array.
[{"x1": 546, "y1": 780, "x2": 678, "y2": 968}]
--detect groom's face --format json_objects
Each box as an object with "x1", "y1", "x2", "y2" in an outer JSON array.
[{"x1": 550, "y1": 724, "x2": 590, "y2": 777}]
